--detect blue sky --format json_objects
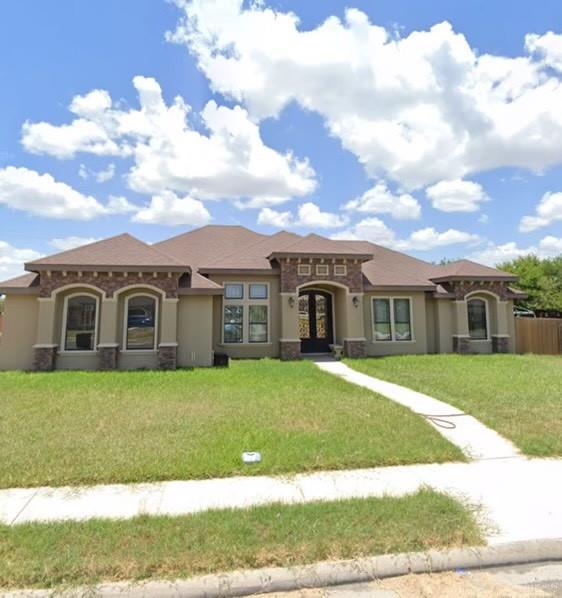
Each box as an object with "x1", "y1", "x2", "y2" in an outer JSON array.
[{"x1": 1, "y1": 0, "x2": 562, "y2": 280}]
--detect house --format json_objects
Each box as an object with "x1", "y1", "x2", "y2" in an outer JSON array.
[{"x1": 0, "y1": 225, "x2": 524, "y2": 371}]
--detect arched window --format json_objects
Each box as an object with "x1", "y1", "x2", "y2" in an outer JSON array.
[
  {"x1": 125, "y1": 295, "x2": 157, "y2": 350},
  {"x1": 63, "y1": 294, "x2": 98, "y2": 351},
  {"x1": 467, "y1": 298, "x2": 488, "y2": 340}
]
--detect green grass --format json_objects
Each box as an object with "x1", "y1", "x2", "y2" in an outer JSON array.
[
  {"x1": 0, "y1": 490, "x2": 482, "y2": 590},
  {"x1": 344, "y1": 354, "x2": 562, "y2": 456},
  {"x1": 0, "y1": 359, "x2": 463, "y2": 488}
]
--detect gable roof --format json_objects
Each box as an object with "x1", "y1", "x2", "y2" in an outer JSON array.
[
  {"x1": 268, "y1": 233, "x2": 373, "y2": 260},
  {"x1": 429, "y1": 259, "x2": 517, "y2": 282},
  {"x1": 25, "y1": 234, "x2": 185, "y2": 272},
  {"x1": 0, "y1": 272, "x2": 40, "y2": 295}
]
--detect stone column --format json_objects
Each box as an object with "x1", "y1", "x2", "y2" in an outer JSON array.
[
  {"x1": 158, "y1": 298, "x2": 179, "y2": 369},
  {"x1": 279, "y1": 292, "x2": 301, "y2": 360},
  {"x1": 452, "y1": 299, "x2": 470, "y2": 354},
  {"x1": 98, "y1": 298, "x2": 119, "y2": 369},
  {"x1": 33, "y1": 298, "x2": 57, "y2": 371}
]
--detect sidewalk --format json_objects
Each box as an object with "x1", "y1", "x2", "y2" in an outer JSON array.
[{"x1": 2, "y1": 457, "x2": 562, "y2": 544}]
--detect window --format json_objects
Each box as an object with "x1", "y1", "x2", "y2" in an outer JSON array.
[
  {"x1": 223, "y1": 282, "x2": 269, "y2": 344},
  {"x1": 125, "y1": 295, "x2": 157, "y2": 350},
  {"x1": 297, "y1": 264, "x2": 311, "y2": 276},
  {"x1": 249, "y1": 305, "x2": 268, "y2": 342},
  {"x1": 316, "y1": 264, "x2": 329, "y2": 276},
  {"x1": 225, "y1": 284, "x2": 243, "y2": 299},
  {"x1": 334, "y1": 264, "x2": 347, "y2": 276},
  {"x1": 64, "y1": 294, "x2": 98, "y2": 351},
  {"x1": 249, "y1": 283, "x2": 268, "y2": 299},
  {"x1": 468, "y1": 298, "x2": 488, "y2": 340},
  {"x1": 373, "y1": 297, "x2": 412, "y2": 342}
]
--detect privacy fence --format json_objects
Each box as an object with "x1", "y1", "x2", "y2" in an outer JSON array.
[{"x1": 516, "y1": 318, "x2": 562, "y2": 355}]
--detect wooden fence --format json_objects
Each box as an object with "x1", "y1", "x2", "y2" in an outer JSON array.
[{"x1": 515, "y1": 318, "x2": 562, "y2": 355}]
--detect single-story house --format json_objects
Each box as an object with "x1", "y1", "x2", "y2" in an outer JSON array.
[{"x1": 0, "y1": 225, "x2": 524, "y2": 371}]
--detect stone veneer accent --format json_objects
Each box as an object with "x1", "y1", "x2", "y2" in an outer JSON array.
[
  {"x1": 98, "y1": 345, "x2": 119, "y2": 370},
  {"x1": 453, "y1": 335, "x2": 471, "y2": 354},
  {"x1": 279, "y1": 340, "x2": 301, "y2": 361},
  {"x1": 158, "y1": 345, "x2": 177, "y2": 370},
  {"x1": 279, "y1": 259, "x2": 364, "y2": 293},
  {"x1": 492, "y1": 335, "x2": 510, "y2": 353},
  {"x1": 39, "y1": 271, "x2": 180, "y2": 298},
  {"x1": 33, "y1": 346, "x2": 57, "y2": 371},
  {"x1": 449, "y1": 281, "x2": 510, "y2": 300},
  {"x1": 343, "y1": 339, "x2": 366, "y2": 358}
]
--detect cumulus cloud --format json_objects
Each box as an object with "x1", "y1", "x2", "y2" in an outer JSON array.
[
  {"x1": 468, "y1": 236, "x2": 562, "y2": 266},
  {"x1": 49, "y1": 236, "x2": 101, "y2": 251},
  {"x1": 132, "y1": 190, "x2": 211, "y2": 226},
  {"x1": 171, "y1": 1, "x2": 562, "y2": 189},
  {"x1": 21, "y1": 76, "x2": 316, "y2": 205},
  {"x1": 296, "y1": 202, "x2": 347, "y2": 228},
  {"x1": 257, "y1": 207, "x2": 293, "y2": 228},
  {"x1": 332, "y1": 216, "x2": 479, "y2": 250},
  {"x1": 343, "y1": 182, "x2": 421, "y2": 219},
  {"x1": 425, "y1": 179, "x2": 488, "y2": 212},
  {"x1": 519, "y1": 191, "x2": 562, "y2": 231},
  {"x1": 0, "y1": 240, "x2": 41, "y2": 282},
  {"x1": 0, "y1": 166, "x2": 127, "y2": 220}
]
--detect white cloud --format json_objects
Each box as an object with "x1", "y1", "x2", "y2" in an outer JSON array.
[
  {"x1": 425, "y1": 179, "x2": 488, "y2": 212},
  {"x1": 332, "y1": 217, "x2": 479, "y2": 250},
  {"x1": 478, "y1": 214, "x2": 489, "y2": 224},
  {"x1": 78, "y1": 164, "x2": 88, "y2": 179},
  {"x1": 468, "y1": 236, "x2": 562, "y2": 266},
  {"x1": 296, "y1": 202, "x2": 347, "y2": 228},
  {"x1": 343, "y1": 182, "x2": 421, "y2": 219},
  {"x1": 21, "y1": 76, "x2": 316, "y2": 205},
  {"x1": 257, "y1": 207, "x2": 293, "y2": 228},
  {"x1": 106, "y1": 195, "x2": 138, "y2": 214},
  {"x1": 95, "y1": 163, "x2": 116, "y2": 183},
  {"x1": 49, "y1": 236, "x2": 101, "y2": 251},
  {"x1": 526, "y1": 32, "x2": 562, "y2": 73},
  {"x1": 132, "y1": 190, "x2": 211, "y2": 226},
  {"x1": 0, "y1": 166, "x2": 125, "y2": 220},
  {"x1": 0, "y1": 240, "x2": 41, "y2": 282},
  {"x1": 519, "y1": 191, "x2": 562, "y2": 231},
  {"x1": 173, "y1": 1, "x2": 562, "y2": 189}
]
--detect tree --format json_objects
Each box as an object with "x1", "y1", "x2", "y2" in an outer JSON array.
[{"x1": 498, "y1": 255, "x2": 562, "y2": 311}]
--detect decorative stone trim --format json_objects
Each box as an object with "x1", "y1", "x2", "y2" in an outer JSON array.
[
  {"x1": 492, "y1": 335, "x2": 510, "y2": 353},
  {"x1": 343, "y1": 339, "x2": 367, "y2": 358},
  {"x1": 449, "y1": 281, "x2": 510, "y2": 300},
  {"x1": 158, "y1": 343, "x2": 177, "y2": 370},
  {"x1": 32, "y1": 344, "x2": 57, "y2": 371},
  {"x1": 452, "y1": 335, "x2": 471, "y2": 354},
  {"x1": 279, "y1": 340, "x2": 301, "y2": 361},
  {"x1": 98, "y1": 344, "x2": 119, "y2": 370},
  {"x1": 279, "y1": 259, "x2": 364, "y2": 293}
]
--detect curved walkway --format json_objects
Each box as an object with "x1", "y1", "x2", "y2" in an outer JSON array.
[{"x1": 314, "y1": 360, "x2": 520, "y2": 461}]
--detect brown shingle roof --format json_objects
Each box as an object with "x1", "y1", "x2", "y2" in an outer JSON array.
[
  {"x1": 0, "y1": 272, "x2": 40, "y2": 293},
  {"x1": 25, "y1": 234, "x2": 185, "y2": 271},
  {"x1": 268, "y1": 233, "x2": 373, "y2": 259},
  {"x1": 429, "y1": 259, "x2": 517, "y2": 282}
]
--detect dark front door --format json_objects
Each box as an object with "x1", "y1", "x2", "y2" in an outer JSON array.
[{"x1": 298, "y1": 290, "x2": 333, "y2": 353}]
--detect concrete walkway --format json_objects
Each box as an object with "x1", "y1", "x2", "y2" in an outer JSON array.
[
  {"x1": 315, "y1": 360, "x2": 520, "y2": 461},
  {"x1": 2, "y1": 457, "x2": 562, "y2": 544}
]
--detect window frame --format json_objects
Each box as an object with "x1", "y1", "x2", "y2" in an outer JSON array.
[
  {"x1": 222, "y1": 281, "x2": 270, "y2": 345},
  {"x1": 372, "y1": 296, "x2": 415, "y2": 343},
  {"x1": 297, "y1": 264, "x2": 311, "y2": 276},
  {"x1": 224, "y1": 283, "x2": 244, "y2": 299},
  {"x1": 315, "y1": 264, "x2": 329, "y2": 276},
  {"x1": 123, "y1": 293, "x2": 159, "y2": 352},
  {"x1": 334, "y1": 264, "x2": 347, "y2": 276},
  {"x1": 60, "y1": 292, "x2": 100, "y2": 353},
  {"x1": 467, "y1": 297, "x2": 490, "y2": 341}
]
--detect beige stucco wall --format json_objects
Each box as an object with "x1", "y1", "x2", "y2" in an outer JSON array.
[
  {"x1": 210, "y1": 274, "x2": 281, "y2": 359},
  {"x1": 364, "y1": 291, "x2": 428, "y2": 356},
  {"x1": 0, "y1": 295, "x2": 38, "y2": 370},
  {"x1": 435, "y1": 299, "x2": 454, "y2": 353},
  {"x1": 425, "y1": 295, "x2": 438, "y2": 354},
  {"x1": 177, "y1": 295, "x2": 214, "y2": 367}
]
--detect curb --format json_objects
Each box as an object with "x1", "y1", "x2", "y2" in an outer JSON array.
[{"x1": 3, "y1": 539, "x2": 562, "y2": 597}]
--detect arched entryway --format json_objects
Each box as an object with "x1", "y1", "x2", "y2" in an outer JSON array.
[{"x1": 298, "y1": 290, "x2": 333, "y2": 353}]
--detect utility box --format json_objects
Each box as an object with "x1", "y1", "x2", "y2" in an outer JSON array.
[{"x1": 213, "y1": 352, "x2": 230, "y2": 367}]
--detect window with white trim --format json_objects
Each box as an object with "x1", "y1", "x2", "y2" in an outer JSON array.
[
  {"x1": 316, "y1": 264, "x2": 329, "y2": 276},
  {"x1": 125, "y1": 295, "x2": 157, "y2": 350},
  {"x1": 373, "y1": 298, "x2": 412, "y2": 341},
  {"x1": 467, "y1": 298, "x2": 488, "y2": 340},
  {"x1": 223, "y1": 282, "x2": 269, "y2": 344},
  {"x1": 334, "y1": 264, "x2": 347, "y2": 276},
  {"x1": 297, "y1": 264, "x2": 311, "y2": 276},
  {"x1": 63, "y1": 294, "x2": 98, "y2": 351}
]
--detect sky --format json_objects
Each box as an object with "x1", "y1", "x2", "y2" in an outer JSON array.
[{"x1": 1, "y1": 0, "x2": 562, "y2": 281}]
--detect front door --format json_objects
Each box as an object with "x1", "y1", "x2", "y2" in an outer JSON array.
[{"x1": 298, "y1": 290, "x2": 333, "y2": 353}]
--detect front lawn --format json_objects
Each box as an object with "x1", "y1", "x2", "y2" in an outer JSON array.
[
  {"x1": 345, "y1": 354, "x2": 562, "y2": 456},
  {"x1": 0, "y1": 360, "x2": 462, "y2": 488},
  {"x1": 0, "y1": 490, "x2": 482, "y2": 590}
]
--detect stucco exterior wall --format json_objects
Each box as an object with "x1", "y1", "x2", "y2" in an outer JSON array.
[
  {"x1": 0, "y1": 295, "x2": 38, "y2": 370},
  {"x1": 435, "y1": 299, "x2": 454, "y2": 353},
  {"x1": 177, "y1": 295, "x2": 214, "y2": 367},
  {"x1": 363, "y1": 291, "x2": 428, "y2": 356}
]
